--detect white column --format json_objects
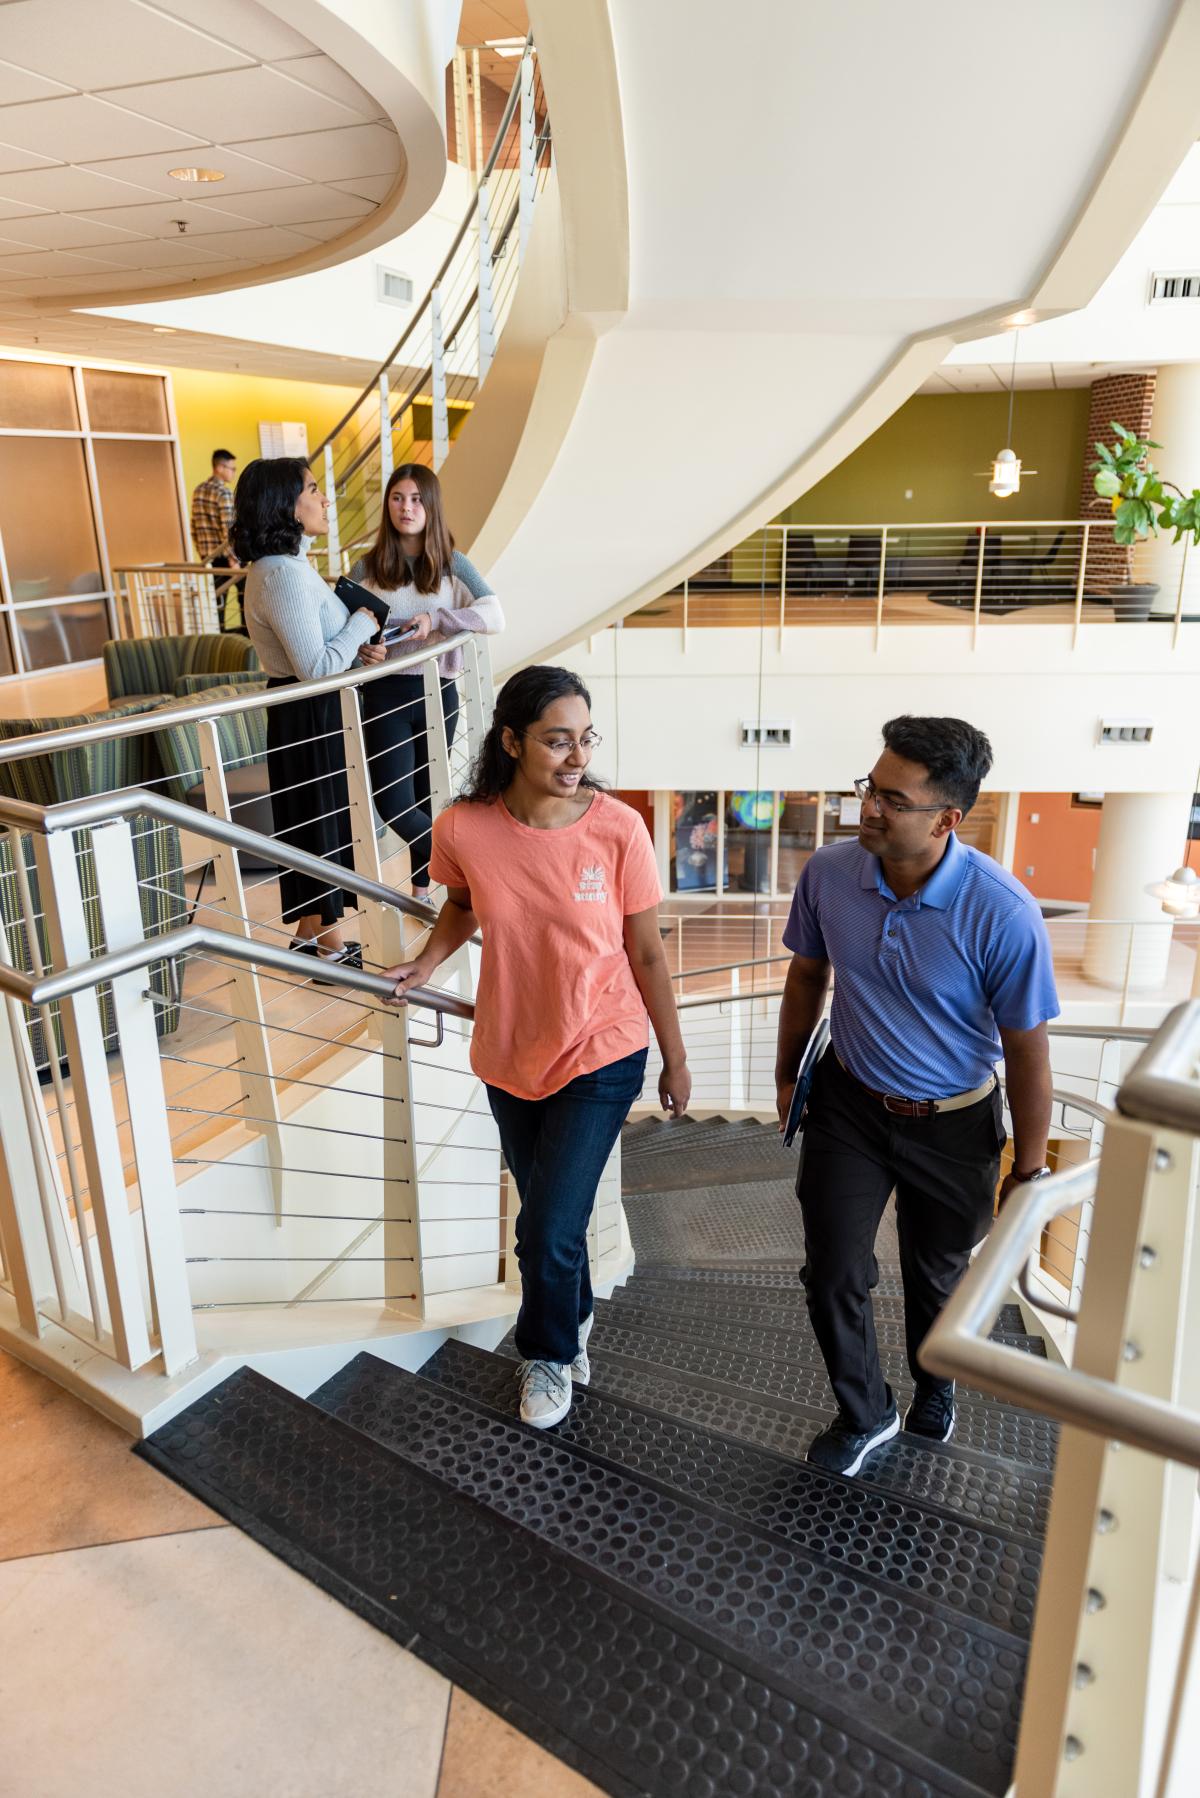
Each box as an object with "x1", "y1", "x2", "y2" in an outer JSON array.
[
  {"x1": 1082, "y1": 792, "x2": 1193, "y2": 989},
  {"x1": 1144, "y1": 364, "x2": 1200, "y2": 615}
]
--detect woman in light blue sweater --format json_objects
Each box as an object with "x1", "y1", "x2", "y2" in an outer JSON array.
[{"x1": 236, "y1": 458, "x2": 379, "y2": 973}]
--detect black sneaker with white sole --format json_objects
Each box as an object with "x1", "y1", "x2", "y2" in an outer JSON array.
[
  {"x1": 904, "y1": 1381, "x2": 956, "y2": 1443},
  {"x1": 805, "y1": 1391, "x2": 900, "y2": 1478}
]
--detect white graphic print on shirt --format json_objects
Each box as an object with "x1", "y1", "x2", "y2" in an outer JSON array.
[{"x1": 574, "y1": 862, "x2": 608, "y2": 904}]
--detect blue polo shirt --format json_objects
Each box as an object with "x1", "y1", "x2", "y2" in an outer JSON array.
[{"x1": 783, "y1": 833, "x2": 1059, "y2": 1098}]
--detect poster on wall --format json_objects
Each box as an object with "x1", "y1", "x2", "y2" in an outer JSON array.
[{"x1": 258, "y1": 421, "x2": 309, "y2": 458}]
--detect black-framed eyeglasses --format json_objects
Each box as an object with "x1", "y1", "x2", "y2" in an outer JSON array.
[
  {"x1": 522, "y1": 730, "x2": 603, "y2": 758},
  {"x1": 854, "y1": 776, "x2": 946, "y2": 818}
]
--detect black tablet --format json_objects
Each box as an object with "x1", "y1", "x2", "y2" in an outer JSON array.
[{"x1": 334, "y1": 574, "x2": 390, "y2": 638}]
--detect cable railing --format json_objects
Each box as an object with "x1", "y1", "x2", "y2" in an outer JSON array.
[
  {"x1": 620, "y1": 519, "x2": 1199, "y2": 647},
  {"x1": 311, "y1": 38, "x2": 551, "y2": 573}
]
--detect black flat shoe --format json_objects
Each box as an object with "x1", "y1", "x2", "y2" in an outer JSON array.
[{"x1": 288, "y1": 939, "x2": 363, "y2": 984}]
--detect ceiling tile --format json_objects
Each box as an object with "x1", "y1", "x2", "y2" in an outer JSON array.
[
  {"x1": 286, "y1": 215, "x2": 361, "y2": 243},
  {"x1": 0, "y1": 93, "x2": 206, "y2": 161},
  {"x1": 177, "y1": 224, "x2": 317, "y2": 260},
  {"x1": 110, "y1": 66, "x2": 361, "y2": 140},
  {"x1": 0, "y1": 211, "x2": 147, "y2": 249},
  {"x1": 80, "y1": 236, "x2": 228, "y2": 269},
  {"x1": 78, "y1": 144, "x2": 307, "y2": 196},
  {"x1": 194, "y1": 181, "x2": 374, "y2": 226},
  {"x1": 0, "y1": 194, "x2": 46, "y2": 219},
  {"x1": 75, "y1": 196, "x2": 267, "y2": 235},
  {"x1": 0, "y1": 164, "x2": 165, "y2": 211},
  {"x1": 234, "y1": 122, "x2": 401, "y2": 182},
  {"x1": 0, "y1": 140, "x2": 55, "y2": 175},
  {"x1": 329, "y1": 173, "x2": 395, "y2": 203},
  {"x1": 146, "y1": 0, "x2": 317, "y2": 60},
  {"x1": 0, "y1": 247, "x2": 126, "y2": 275},
  {"x1": 0, "y1": 0, "x2": 254, "y2": 88},
  {"x1": 269, "y1": 55, "x2": 386, "y2": 121},
  {"x1": 0, "y1": 57, "x2": 74, "y2": 105}
]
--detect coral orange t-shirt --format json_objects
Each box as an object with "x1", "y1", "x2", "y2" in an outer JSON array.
[{"x1": 428, "y1": 790, "x2": 663, "y2": 1099}]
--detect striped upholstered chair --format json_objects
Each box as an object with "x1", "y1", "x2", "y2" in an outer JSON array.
[
  {"x1": 0, "y1": 703, "x2": 186, "y2": 1069},
  {"x1": 102, "y1": 632, "x2": 260, "y2": 705}
]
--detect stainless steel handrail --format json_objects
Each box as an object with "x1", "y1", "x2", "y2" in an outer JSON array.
[
  {"x1": 1114, "y1": 999, "x2": 1200, "y2": 1130},
  {"x1": 0, "y1": 630, "x2": 471, "y2": 765},
  {"x1": 0, "y1": 922, "x2": 468, "y2": 1022},
  {"x1": 670, "y1": 952, "x2": 791, "y2": 982},
  {"x1": 922, "y1": 1157, "x2": 1200, "y2": 1470}
]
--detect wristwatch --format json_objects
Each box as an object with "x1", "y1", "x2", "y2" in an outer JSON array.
[{"x1": 1011, "y1": 1165, "x2": 1053, "y2": 1183}]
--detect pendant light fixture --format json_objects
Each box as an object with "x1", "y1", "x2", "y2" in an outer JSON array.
[
  {"x1": 978, "y1": 330, "x2": 1038, "y2": 498},
  {"x1": 1146, "y1": 775, "x2": 1200, "y2": 918}
]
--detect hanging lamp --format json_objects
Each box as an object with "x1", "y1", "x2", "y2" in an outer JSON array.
[{"x1": 978, "y1": 330, "x2": 1037, "y2": 497}]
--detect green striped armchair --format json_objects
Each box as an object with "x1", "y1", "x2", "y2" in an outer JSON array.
[{"x1": 103, "y1": 632, "x2": 260, "y2": 704}]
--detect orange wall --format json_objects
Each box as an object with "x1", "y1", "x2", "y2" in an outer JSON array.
[
  {"x1": 617, "y1": 789, "x2": 654, "y2": 837},
  {"x1": 1012, "y1": 793, "x2": 1102, "y2": 903}
]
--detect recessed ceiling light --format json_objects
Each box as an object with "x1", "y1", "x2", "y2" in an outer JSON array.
[
  {"x1": 152, "y1": 326, "x2": 176, "y2": 334},
  {"x1": 484, "y1": 37, "x2": 525, "y2": 55},
  {"x1": 168, "y1": 166, "x2": 225, "y2": 183}
]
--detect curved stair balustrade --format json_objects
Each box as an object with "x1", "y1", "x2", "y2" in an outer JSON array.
[{"x1": 310, "y1": 37, "x2": 551, "y2": 572}]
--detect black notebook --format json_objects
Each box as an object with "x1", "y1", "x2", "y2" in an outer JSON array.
[
  {"x1": 334, "y1": 574, "x2": 391, "y2": 642},
  {"x1": 783, "y1": 1017, "x2": 830, "y2": 1148}
]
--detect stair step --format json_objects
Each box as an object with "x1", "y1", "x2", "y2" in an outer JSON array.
[
  {"x1": 607, "y1": 1284, "x2": 1048, "y2": 1358},
  {"x1": 620, "y1": 1117, "x2": 772, "y2": 1161},
  {"x1": 632, "y1": 1262, "x2": 908, "y2": 1296},
  {"x1": 496, "y1": 1304, "x2": 1057, "y2": 1469},
  {"x1": 622, "y1": 1133, "x2": 798, "y2": 1193},
  {"x1": 140, "y1": 1366, "x2": 986, "y2": 1798},
  {"x1": 420, "y1": 1337, "x2": 1043, "y2": 1638},
  {"x1": 622, "y1": 1179, "x2": 807, "y2": 1265},
  {"x1": 314, "y1": 1351, "x2": 1022, "y2": 1796},
  {"x1": 624, "y1": 1276, "x2": 1028, "y2": 1341}
]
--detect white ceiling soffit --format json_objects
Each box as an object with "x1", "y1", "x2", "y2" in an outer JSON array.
[{"x1": 0, "y1": 0, "x2": 452, "y2": 312}]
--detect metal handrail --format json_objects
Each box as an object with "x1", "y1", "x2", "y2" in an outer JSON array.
[
  {"x1": 922, "y1": 1157, "x2": 1200, "y2": 1471},
  {"x1": 0, "y1": 629, "x2": 470, "y2": 765},
  {"x1": 670, "y1": 952, "x2": 791, "y2": 982},
  {"x1": 314, "y1": 33, "x2": 534, "y2": 462},
  {"x1": 1114, "y1": 999, "x2": 1200, "y2": 1130},
  {"x1": 0, "y1": 921, "x2": 468, "y2": 1023}
]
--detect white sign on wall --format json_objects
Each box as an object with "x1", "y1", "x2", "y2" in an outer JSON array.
[
  {"x1": 258, "y1": 421, "x2": 309, "y2": 458},
  {"x1": 839, "y1": 796, "x2": 863, "y2": 826}
]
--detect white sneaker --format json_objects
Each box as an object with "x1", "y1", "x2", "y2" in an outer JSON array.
[
  {"x1": 518, "y1": 1358, "x2": 572, "y2": 1429},
  {"x1": 571, "y1": 1313, "x2": 594, "y2": 1385}
]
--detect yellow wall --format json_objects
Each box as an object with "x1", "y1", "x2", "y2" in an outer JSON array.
[
  {"x1": 778, "y1": 389, "x2": 1091, "y2": 526},
  {"x1": 168, "y1": 366, "x2": 364, "y2": 500}
]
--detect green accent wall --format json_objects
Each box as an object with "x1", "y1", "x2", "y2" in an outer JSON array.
[{"x1": 778, "y1": 389, "x2": 1091, "y2": 525}]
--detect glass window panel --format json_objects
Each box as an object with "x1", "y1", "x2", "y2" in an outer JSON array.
[
  {"x1": 824, "y1": 790, "x2": 863, "y2": 845},
  {"x1": 778, "y1": 791, "x2": 820, "y2": 891},
  {"x1": 0, "y1": 616, "x2": 15, "y2": 678},
  {"x1": 13, "y1": 598, "x2": 110, "y2": 671},
  {"x1": 725, "y1": 791, "x2": 779, "y2": 894},
  {"x1": 82, "y1": 368, "x2": 169, "y2": 434},
  {"x1": 92, "y1": 439, "x2": 184, "y2": 567},
  {"x1": 672, "y1": 790, "x2": 722, "y2": 893},
  {"x1": 0, "y1": 437, "x2": 102, "y2": 601},
  {"x1": 0, "y1": 358, "x2": 79, "y2": 430}
]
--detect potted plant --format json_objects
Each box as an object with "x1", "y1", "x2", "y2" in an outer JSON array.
[{"x1": 1091, "y1": 423, "x2": 1200, "y2": 621}]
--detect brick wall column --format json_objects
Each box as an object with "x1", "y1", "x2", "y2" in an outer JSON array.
[{"x1": 1079, "y1": 371, "x2": 1157, "y2": 593}]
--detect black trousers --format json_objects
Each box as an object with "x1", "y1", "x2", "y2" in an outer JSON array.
[
  {"x1": 360, "y1": 672, "x2": 459, "y2": 887},
  {"x1": 796, "y1": 1049, "x2": 1005, "y2": 1430},
  {"x1": 265, "y1": 678, "x2": 356, "y2": 927}
]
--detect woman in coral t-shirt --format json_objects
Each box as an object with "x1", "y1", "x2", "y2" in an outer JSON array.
[{"x1": 387, "y1": 665, "x2": 690, "y2": 1428}]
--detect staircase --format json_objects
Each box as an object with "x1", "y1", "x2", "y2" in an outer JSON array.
[{"x1": 138, "y1": 1112, "x2": 1055, "y2": 1797}]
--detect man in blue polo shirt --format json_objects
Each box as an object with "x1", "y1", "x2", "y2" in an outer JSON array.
[{"x1": 775, "y1": 715, "x2": 1058, "y2": 1477}]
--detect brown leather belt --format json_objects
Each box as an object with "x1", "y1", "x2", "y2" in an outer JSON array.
[{"x1": 836, "y1": 1053, "x2": 996, "y2": 1119}]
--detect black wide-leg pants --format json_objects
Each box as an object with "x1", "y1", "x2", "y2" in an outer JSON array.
[{"x1": 796, "y1": 1050, "x2": 1005, "y2": 1431}]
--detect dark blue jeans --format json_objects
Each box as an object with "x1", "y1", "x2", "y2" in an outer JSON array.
[{"x1": 487, "y1": 1047, "x2": 648, "y2": 1363}]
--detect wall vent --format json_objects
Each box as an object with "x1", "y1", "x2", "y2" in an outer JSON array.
[
  {"x1": 1148, "y1": 270, "x2": 1200, "y2": 304},
  {"x1": 1098, "y1": 716, "x2": 1154, "y2": 745},
  {"x1": 376, "y1": 265, "x2": 413, "y2": 306},
  {"x1": 740, "y1": 720, "x2": 792, "y2": 748}
]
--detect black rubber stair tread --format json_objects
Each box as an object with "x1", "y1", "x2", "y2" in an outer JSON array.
[
  {"x1": 623, "y1": 1277, "x2": 1029, "y2": 1342},
  {"x1": 578, "y1": 1349, "x2": 1053, "y2": 1539},
  {"x1": 495, "y1": 1308, "x2": 1056, "y2": 1469},
  {"x1": 314, "y1": 1352, "x2": 1022, "y2": 1795},
  {"x1": 139, "y1": 1366, "x2": 985, "y2": 1798},
  {"x1": 622, "y1": 1181, "x2": 808, "y2": 1264},
  {"x1": 419, "y1": 1338, "x2": 1043, "y2": 1637},
  {"x1": 622, "y1": 1136, "x2": 799, "y2": 1193},
  {"x1": 606, "y1": 1285, "x2": 1048, "y2": 1358},
  {"x1": 620, "y1": 1122, "x2": 776, "y2": 1163},
  {"x1": 632, "y1": 1262, "x2": 909, "y2": 1297}
]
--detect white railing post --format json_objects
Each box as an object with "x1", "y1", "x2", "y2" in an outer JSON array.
[
  {"x1": 378, "y1": 371, "x2": 393, "y2": 489},
  {"x1": 1173, "y1": 533, "x2": 1190, "y2": 650},
  {"x1": 477, "y1": 182, "x2": 496, "y2": 388},
  {"x1": 518, "y1": 49, "x2": 535, "y2": 264},
  {"x1": 32, "y1": 829, "x2": 153, "y2": 1369},
  {"x1": 728, "y1": 970, "x2": 746, "y2": 1110},
  {"x1": 430, "y1": 285, "x2": 450, "y2": 472},
  {"x1": 779, "y1": 525, "x2": 789, "y2": 649},
  {"x1": 873, "y1": 526, "x2": 888, "y2": 649},
  {"x1": 89, "y1": 820, "x2": 197, "y2": 1375},
  {"x1": 452, "y1": 45, "x2": 470, "y2": 169},
  {"x1": 459, "y1": 634, "x2": 495, "y2": 749},
  {"x1": 972, "y1": 525, "x2": 986, "y2": 650},
  {"x1": 323, "y1": 442, "x2": 340, "y2": 577},
  {"x1": 471, "y1": 47, "x2": 484, "y2": 172},
  {"x1": 0, "y1": 982, "x2": 61, "y2": 1336},
  {"x1": 195, "y1": 719, "x2": 287, "y2": 1222},
  {"x1": 1073, "y1": 520, "x2": 1090, "y2": 649}
]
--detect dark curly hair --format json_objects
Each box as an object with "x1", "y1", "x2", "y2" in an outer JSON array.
[
  {"x1": 461, "y1": 666, "x2": 601, "y2": 803},
  {"x1": 231, "y1": 457, "x2": 309, "y2": 563},
  {"x1": 881, "y1": 714, "x2": 994, "y2": 814}
]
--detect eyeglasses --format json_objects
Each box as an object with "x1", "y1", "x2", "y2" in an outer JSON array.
[
  {"x1": 523, "y1": 730, "x2": 602, "y2": 758},
  {"x1": 854, "y1": 776, "x2": 947, "y2": 818}
]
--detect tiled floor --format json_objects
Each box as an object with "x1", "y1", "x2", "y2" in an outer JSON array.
[{"x1": 0, "y1": 1349, "x2": 602, "y2": 1798}]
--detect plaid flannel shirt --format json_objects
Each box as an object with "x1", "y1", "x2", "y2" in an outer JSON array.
[{"x1": 190, "y1": 476, "x2": 234, "y2": 562}]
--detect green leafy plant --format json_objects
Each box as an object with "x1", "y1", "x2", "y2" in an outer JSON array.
[{"x1": 1091, "y1": 422, "x2": 1200, "y2": 549}]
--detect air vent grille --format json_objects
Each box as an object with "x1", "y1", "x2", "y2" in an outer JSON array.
[
  {"x1": 1099, "y1": 716, "x2": 1154, "y2": 745},
  {"x1": 376, "y1": 266, "x2": 413, "y2": 306},
  {"x1": 1148, "y1": 271, "x2": 1200, "y2": 304},
  {"x1": 740, "y1": 721, "x2": 792, "y2": 748}
]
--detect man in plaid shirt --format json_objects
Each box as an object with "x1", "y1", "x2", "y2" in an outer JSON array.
[{"x1": 190, "y1": 449, "x2": 244, "y2": 632}]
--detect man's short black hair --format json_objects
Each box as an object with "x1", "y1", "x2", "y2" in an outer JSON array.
[
  {"x1": 212, "y1": 448, "x2": 235, "y2": 466},
  {"x1": 881, "y1": 715, "x2": 993, "y2": 814}
]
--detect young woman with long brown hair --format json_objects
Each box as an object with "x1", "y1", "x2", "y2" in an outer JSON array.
[{"x1": 352, "y1": 464, "x2": 504, "y2": 899}]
